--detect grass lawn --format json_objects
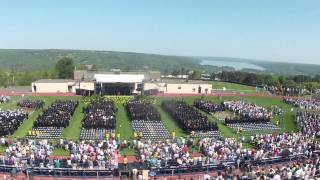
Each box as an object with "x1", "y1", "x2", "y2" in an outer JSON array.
[
  {"x1": 61, "y1": 100, "x2": 85, "y2": 140},
  {"x1": 212, "y1": 81, "x2": 260, "y2": 93},
  {"x1": 116, "y1": 103, "x2": 133, "y2": 140}
]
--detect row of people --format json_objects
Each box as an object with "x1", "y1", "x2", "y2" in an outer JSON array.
[
  {"x1": 62, "y1": 139, "x2": 119, "y2": 169},
  {"x1": 126, "y1": 100, "x2": 160, "y2": 121},
  {"x1": 34, "y1": 100, "x2": 78, "y2": 128},
  {"x1": 283, "y1": 97, "x2": 320, "y2": 110},
  {"x1": 17, "y1": 99, "x2": 44, "y2": 109},
  {"x1": 296, "y1": 111, "x2": 320, "y2": 137},
  {"x1": 162, "y1": 100, "x2": 218, "y2": 132},
  {"x1": 0, "y1": 110, "x2": 28, "y2": 137},
  {"x1": 193, "y1": 99, "x2": 225, "y2": 114},
  {"x1": 250, "y1": 132, "x2": 319, "y2": 159},
  {"x1": 0, "y1": 133, "x2": 319, "y2": 173},
  {"x1": 136, "y1": 132, "x2": 320, "y2": 169},
  {"x1": 82, "y1": 99, "x2": 116, "y2": 129},
  {"x1": 217, "y1": 157, "x2": 320, "y2": 179},
  {"x1": 1, "y1": 139, "x2": 54, "y2": 167},
  {"x1": 224, "y1": 101, "x2": 272, "y2": 124}
]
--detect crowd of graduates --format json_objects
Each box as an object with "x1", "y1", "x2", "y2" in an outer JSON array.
[
  {"x1": 126, "y1": 100, "x2": 160, "y2": 121},
  {"x1": 34, "y1": 100, "x2": 78, "y2": 128},
  {"x1": 0, "y1": 110, "x2": 28, "y2": 136},
  {"x1": 17, "y1": 99, "x2": 44, "y2": 109},
  {"x1": 283, "y1": 97, "x2": 320, "y2": 110},
  {"x1": 82, "y1": 99, "x2": 116, "y2": 129},
  {"x1": 162, "y1": 100, "x2": 218, "y2": 132},
  {"x1": 194, "y1": 99, "x2": 225, "y2": 114},
  {"x1": 296, "y1": 111, "x2": 320, "y2": 137},
  {"x1": 224, "y1": 101, "x2": 272, "y2": 124},
  {"x1": 0, "y1": 95, "x2": 10, "y2": 103}
]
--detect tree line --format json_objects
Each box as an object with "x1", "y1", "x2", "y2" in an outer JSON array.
[
  {"x1": 0, "y1": 57, "x2": 74, "y2": 87},
  {"x1": 1, "y1": 56, "x2": 319, "y2": 94},
  {"x1": 211, "y1": 71, "x2": 320, "y2": 93}
]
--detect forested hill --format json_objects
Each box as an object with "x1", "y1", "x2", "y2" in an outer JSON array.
[
  {"x1": 0, "y1": 49, "x2": 202, "y2": 72},
  {"x1": 0, "y1": 49, "x2": 319, "y2": 76}
]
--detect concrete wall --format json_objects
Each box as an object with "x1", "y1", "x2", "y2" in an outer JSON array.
[
  {"x1": 79, "y1": 82, "x2": 95, "y2": 91},
  {"x1": 31, "y1": 82, "x2": 75, "y2": 93},
  {"x1": 144, "y1": 82, "x2": 212, "y2": 94}
]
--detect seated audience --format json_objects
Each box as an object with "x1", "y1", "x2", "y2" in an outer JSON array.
[
  {"x1": 17, "y1": 99, "x2": 44, "y2": 109},
  {"x1": 224, "y1": 101, "x2": 272, "y2": 124},
  {"x1": 162, "y1": 100, "x2": 218, "y2": 132},
  {"x1": 0, "y1": 110, "x2": 28, "y2": 136},
  {"x1": 82, "y1": 99, "x2": 116, "y2": 129},
  {"x1": 194, "y1": 99, "x2": 225, "y2": 114},
  {"x1": 0, "y1": 95, "x2": 10, "y2": 103},
  {"x1": 126, "y1": 100, "x2": 160, "y2": 121}
]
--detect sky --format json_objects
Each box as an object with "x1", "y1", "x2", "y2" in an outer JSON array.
[{"x1": 0, "y1": 0, "x2": 319, "y2": 64}]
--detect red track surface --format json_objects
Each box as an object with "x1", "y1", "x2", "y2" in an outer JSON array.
[{"x1": 0, "y1": 92, "x2": 79, "y2": 97}]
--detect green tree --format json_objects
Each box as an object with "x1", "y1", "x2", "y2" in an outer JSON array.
[
  {"x1": 55, "y1": 57, "x2": 74, "y2": 79},
  {"x1": 190, "y1": 69, "x2": 202, "y2": 79}
]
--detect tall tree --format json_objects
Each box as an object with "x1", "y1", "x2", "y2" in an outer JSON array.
[{"x1": 55, "y1": 57, "x2": 74, "y2": 79}]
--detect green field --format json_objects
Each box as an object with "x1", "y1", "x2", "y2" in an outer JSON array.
[
  {"x1": 0, "y1": 94, "x2": 300, "y2": 156},
  {"x1": 212, "y1": 81, "x2": 255, "y2": 91}
]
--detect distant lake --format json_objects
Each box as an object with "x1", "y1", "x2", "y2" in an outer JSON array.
[{"x1": 200, "y1": 59, "x2": 265, "y2": 71}]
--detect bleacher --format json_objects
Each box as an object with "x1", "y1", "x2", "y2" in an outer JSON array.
[
  {"x1": 226, "y1": 122, "x2": 281, "y2": 132},
  {"x1": 127, "y1": 100, "x2": 171, "y2": 140},
  {"x1": 27, "y1": 127, "x2": 63, "y2": 139},
  {"x1": 132, "y1": 120, "x2": 171, "y2": 140}
]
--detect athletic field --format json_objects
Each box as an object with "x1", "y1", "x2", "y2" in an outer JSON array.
[{"x1": 0, "y1": 93, "x2": 299, "y2": 156}]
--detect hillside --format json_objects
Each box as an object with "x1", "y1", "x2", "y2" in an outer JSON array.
[
  {"x1": 0, "y1": 49, "x2": 202, "y2": 72},
  {"x1": 0, "y1": 49, "x2": 319, "y2": 76}
]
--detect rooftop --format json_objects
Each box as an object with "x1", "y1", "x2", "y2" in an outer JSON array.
[{"x1": 33, "y1": 79, "x2": 75, "y2": 83}]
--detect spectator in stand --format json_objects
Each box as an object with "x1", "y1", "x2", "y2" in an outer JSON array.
[
  {"x1": 283, "y1": 97, "x2": 320, "y2": 110},
  {"x1": 296, "y1": 112, "x2": 320, "y2": 137}
]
